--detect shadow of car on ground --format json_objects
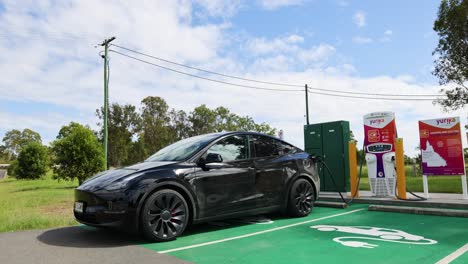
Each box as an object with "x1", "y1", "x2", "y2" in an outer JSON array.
[{"x1": 37, "y1": 214, "x2": 280, "y2": 248}]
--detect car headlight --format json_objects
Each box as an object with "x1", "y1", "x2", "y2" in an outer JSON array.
[{"x1": 104, "y1": 173, "x2": 143, "y2": 191}]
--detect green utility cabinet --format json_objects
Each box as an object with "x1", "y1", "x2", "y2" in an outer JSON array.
[{"x1": 304, "y1": 121, "x2": 350, "y2": 192}]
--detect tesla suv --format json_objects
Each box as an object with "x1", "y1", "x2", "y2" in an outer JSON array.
[{"x1": 74, "y1": 132, "x2": 320, "y2": 241}]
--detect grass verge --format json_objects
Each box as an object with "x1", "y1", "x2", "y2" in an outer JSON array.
[
  {"x1": 356, "y1": 165, "x2": 466, "y2": 193},
  {"x1": 0, "y1": 171, "x2": 78, "y2": 233}
]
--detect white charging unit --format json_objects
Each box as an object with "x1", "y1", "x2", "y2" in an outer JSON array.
[{"x1": 363, "y1": 112, "x2": 397, "y2": 197}]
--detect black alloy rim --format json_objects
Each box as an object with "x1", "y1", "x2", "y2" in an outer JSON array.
[
  {"x1": 147, "y1": 193, "x2": 187, "y2": 239},
  {"x1": 294, "y1": 181, "x2": 314, "y2": 213}
]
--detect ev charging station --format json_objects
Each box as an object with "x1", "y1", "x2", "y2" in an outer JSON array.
[{"x1": 363, "y1": 112, "x2": 397, "y2": 197}]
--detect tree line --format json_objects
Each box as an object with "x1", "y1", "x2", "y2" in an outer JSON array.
[{"x1": 0, "y1": 96, "x2": 276, "y2": 184}]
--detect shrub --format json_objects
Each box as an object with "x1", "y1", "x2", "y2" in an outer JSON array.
[
  {"x1": 52, "y1": 123, "x2": 105, "y2": 184},
  {"x1": 15, "y1": 142, "x2": 49, "y2": 179}
]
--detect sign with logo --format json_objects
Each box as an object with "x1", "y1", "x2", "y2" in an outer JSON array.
[
  {"x1": 363, "y1": 112, "x2": 397, "y2": 178},
  {"x1": 418, "y1": 117, "x2": 465, "y2": 175}
]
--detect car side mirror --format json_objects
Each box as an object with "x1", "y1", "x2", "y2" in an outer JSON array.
[{"x1": 205, "y1": 153, "x2": 223, "y2": 164}]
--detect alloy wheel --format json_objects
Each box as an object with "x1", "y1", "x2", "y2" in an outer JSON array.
[
  {"x1": 145, "y1": 191, "x2": 188, "y2": 240},
  {"x1": 293, "y1": 181, "x2": 314, "y2": 214}
]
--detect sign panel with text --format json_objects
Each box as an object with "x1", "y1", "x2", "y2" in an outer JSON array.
[{"x1": 418, "y1": 117, "x2": 465, "y2": 175}]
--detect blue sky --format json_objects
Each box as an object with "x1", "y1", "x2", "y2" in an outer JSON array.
[{"x1": 0, "y1": 0, "x2": 465, "y2": 155}]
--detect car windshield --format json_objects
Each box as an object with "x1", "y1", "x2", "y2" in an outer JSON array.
[{"x1": 145, "y1": 133, "x2": 221, "y2": 162}]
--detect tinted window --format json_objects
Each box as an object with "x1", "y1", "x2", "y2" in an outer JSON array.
[
  {"x1": 253, "y1": 136, "x2": 278, "y2": 158},
  {"x1": 207, "y1": 135, "x2": 249, "y2": 162},
  {"x1": 146, "y1": 133, "x2": 221, "y2": 162},
  {"x1": 277, "y1": 140, "x2": 299, "y2": 156}
]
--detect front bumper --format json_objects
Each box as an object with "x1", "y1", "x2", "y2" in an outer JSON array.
[{"x1": 74, "y1": 189, "x2": 130, "y2": 228}]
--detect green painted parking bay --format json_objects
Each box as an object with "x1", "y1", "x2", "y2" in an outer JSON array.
[{"x1": 142, "y1": 205, "x2": 468, "y2": 264}]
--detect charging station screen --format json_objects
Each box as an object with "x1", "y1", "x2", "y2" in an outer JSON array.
[
  {"x1": 367, "y1": 144, "x2": 392, "y2": 153},
  {"x1": 418, "y1": 117, "x2": 465, "y2": 175}
]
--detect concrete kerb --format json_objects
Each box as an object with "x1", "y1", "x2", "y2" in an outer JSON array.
[
  {"x1": 318, "y1": 191, "x2": 468, "y2": 210},
  {"x1": 368, "y1": 205, "x2": 468, "y2": 217},
  {"x1": 314, "y1": 201, "x2": 348, "y2": 209}
]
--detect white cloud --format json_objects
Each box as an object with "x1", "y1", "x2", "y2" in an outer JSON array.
[
  {"x1": 353, "y1": 10, "x2": 366, "y2": 27},
  {"x1": 380, "y1": 29, "x2": 393, "y2": 42},
  {"x1": 194, "y1": 0, "x2": 243, "y2": 18},
  {"x1": 247, "y1": 35, "x2": 335, "y2": 61},
  {"x1": 298, "y1": 44, "x2": 336, "y2": 63},
  {"x1": 258, "y1": 0, "x2": 304, "y2": 10},
  {"x1": 286, "y1": 34, "x2": 304, "y2": 43},
  {"x1": 0, "y1": 0, "x2": 466, "y2": 157},
  {"x1": 352, "y1": 36, "x2": 373, "y2": 44}
]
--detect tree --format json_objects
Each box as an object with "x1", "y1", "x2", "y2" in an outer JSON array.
[
  {"x1": 0, "y1": 145, "x2": 9, "y2": 163},
  {"x1": 125, "y1": 137, "x2": 147, "y2": 165},
  {"x1": 14, "y1": 142, "x2": 49, "y2": 180},
  {"x1": 96, "y1": 103, "x2": 140, "y2": 167},
  {"x1": 140, "y1": 96, "x2": 172, "y2": 155},
  {"x1": 189, "y1": 105, "x2": 217, "y2": 136},
  {"x1": 433, "y1": 0, "x2": 468, "y2": 110},
  {"x1": 52, "y1": 123, "x2": 105, "y2": 184},
  {"x1": 168, "y1": 109, "x2": 191, "y2": 142},
  {"x1": 188, "y1": 105, "x2": 277, "y2": 136},
  {"x1": 2, "y1": 129, "x2": 42, "y2": 160}
]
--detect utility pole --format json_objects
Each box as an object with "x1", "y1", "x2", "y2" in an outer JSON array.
[
  {"x1": 305, "y1": 84, "x2": 309, "y2": 125},
  {"x1": 100, "y1": 36, "x2": 115, "y2": 169}
]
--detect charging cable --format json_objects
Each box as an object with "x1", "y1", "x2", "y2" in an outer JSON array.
[{"x1": 311, "y1": 141, "x2": 365, "y2": 205}]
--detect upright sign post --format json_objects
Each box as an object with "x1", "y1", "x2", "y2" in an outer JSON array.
[{"x1": 418, "y1": 117, "x2": 467, "y2": 199}]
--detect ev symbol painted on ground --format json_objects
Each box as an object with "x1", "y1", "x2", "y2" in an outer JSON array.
[{"x1": 311, "y1": 225, "x2": 438, "y2": 249}]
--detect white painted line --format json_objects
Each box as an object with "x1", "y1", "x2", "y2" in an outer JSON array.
[
  {"x1": 159, "y1": 208, "x2": 365, "y2": 254},
  {"x1": 435, "y1": 243, "x2": 468, "y2": 264}
]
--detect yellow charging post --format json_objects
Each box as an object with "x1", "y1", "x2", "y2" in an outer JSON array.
[
  {"x1": 395, "y1": 138, "x2": 407, "y2": 199},
  {"x1": 348, "y1": 140, "x2": 359, "y2": 198}
]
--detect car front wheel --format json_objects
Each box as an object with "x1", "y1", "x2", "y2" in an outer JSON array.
[
  {"x1": 141, "y1": 189, "x2": 189, "y2": 242},
  {"x1": 288, "y1": 178, "x2": 315, "y2": 217}
]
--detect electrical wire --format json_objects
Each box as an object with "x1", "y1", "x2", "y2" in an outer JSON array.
[
  {"x1": 393, "y1": 163, "x2": 427, "y2": 201},
  {"x1": 307, "y1": 86, "x2": 443, "y2": 97},
  {"x1": 111, "y1": 43, "x2": 445, "y2": 98},
  {"x1": 315, "y1": 157, "x2": 348, "y2": 204},
  {"x1": 110, "y1": 50, "x2": 446, "y2": 101},
  {"x1": 307, "y1": 89, "x2": 442, "y2": 101},
  {"x1": 109, "y1": 49, "x2": 303, "y2": 92},
  {"x1": 111, "y1": 44, "x2": 304, "y2": 88}
]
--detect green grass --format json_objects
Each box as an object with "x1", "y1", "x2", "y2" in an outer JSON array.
[
  {"x1": 0, "y1": 164, "x2": 465, "y2": 233},
  {"x1": 355, "y1": 165, "x2": 467, "y2": 193},
  {"x1": 0, "y1": 171, "x2": 78, "y2": 233}
]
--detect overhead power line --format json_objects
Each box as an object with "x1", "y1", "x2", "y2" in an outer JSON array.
[
  {"x1": 111, "y1": 43, "x2": 445, "y2": 98},
  {"x1": 110, "y1": 49, "x2": 303, "y2": 92},
  {"x1": 112, "y1": 44, "x2": 303, "y2": 88},
  {"x1": 307, "y1": 89, "x2": 442, "y2": 101},
  {"x1": 307, "y1": 86, "x2": 442, "y2": 97},
  {"x1": 110, "y1": 49, "x2": 444, "y2": 101}
]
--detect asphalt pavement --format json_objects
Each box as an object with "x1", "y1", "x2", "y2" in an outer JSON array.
[{"x1": 0, "y1": 226, "x2": 191, "y2": 264}]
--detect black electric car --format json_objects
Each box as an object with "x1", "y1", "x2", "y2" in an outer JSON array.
[{"x1": 74, "y1": 131, "x2": 320, "y2": 241}]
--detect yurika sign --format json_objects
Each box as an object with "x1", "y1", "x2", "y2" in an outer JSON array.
[{"x1": 418, "y1": 117, "x2": 465, "y2": 175}]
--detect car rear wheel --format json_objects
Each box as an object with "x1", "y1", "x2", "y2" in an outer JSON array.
[
  {"x1": 288, "y1": 178, "x2": 315, "y2": 217},
  {"x1": 141, "y1": 189, "x2": 189, "y2": 242}
]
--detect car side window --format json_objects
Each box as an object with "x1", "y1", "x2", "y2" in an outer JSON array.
[
  {"x1": 253, "y1": 136, "x2": 278, "y2": 158},
  {"x1": 276, "y1": 140, "x2": 298, "y2": 156},
  {"x1": 206, "y1": 135, "x2": 249, "y2": 162}
]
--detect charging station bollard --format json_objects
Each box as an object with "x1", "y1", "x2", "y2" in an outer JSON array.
[
  {"x1": 349, "y1": 140, "x2": 359, "y2": 198},
  {"x1": 395, "y1": 138, "x2": 407, "y2": 199}
]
